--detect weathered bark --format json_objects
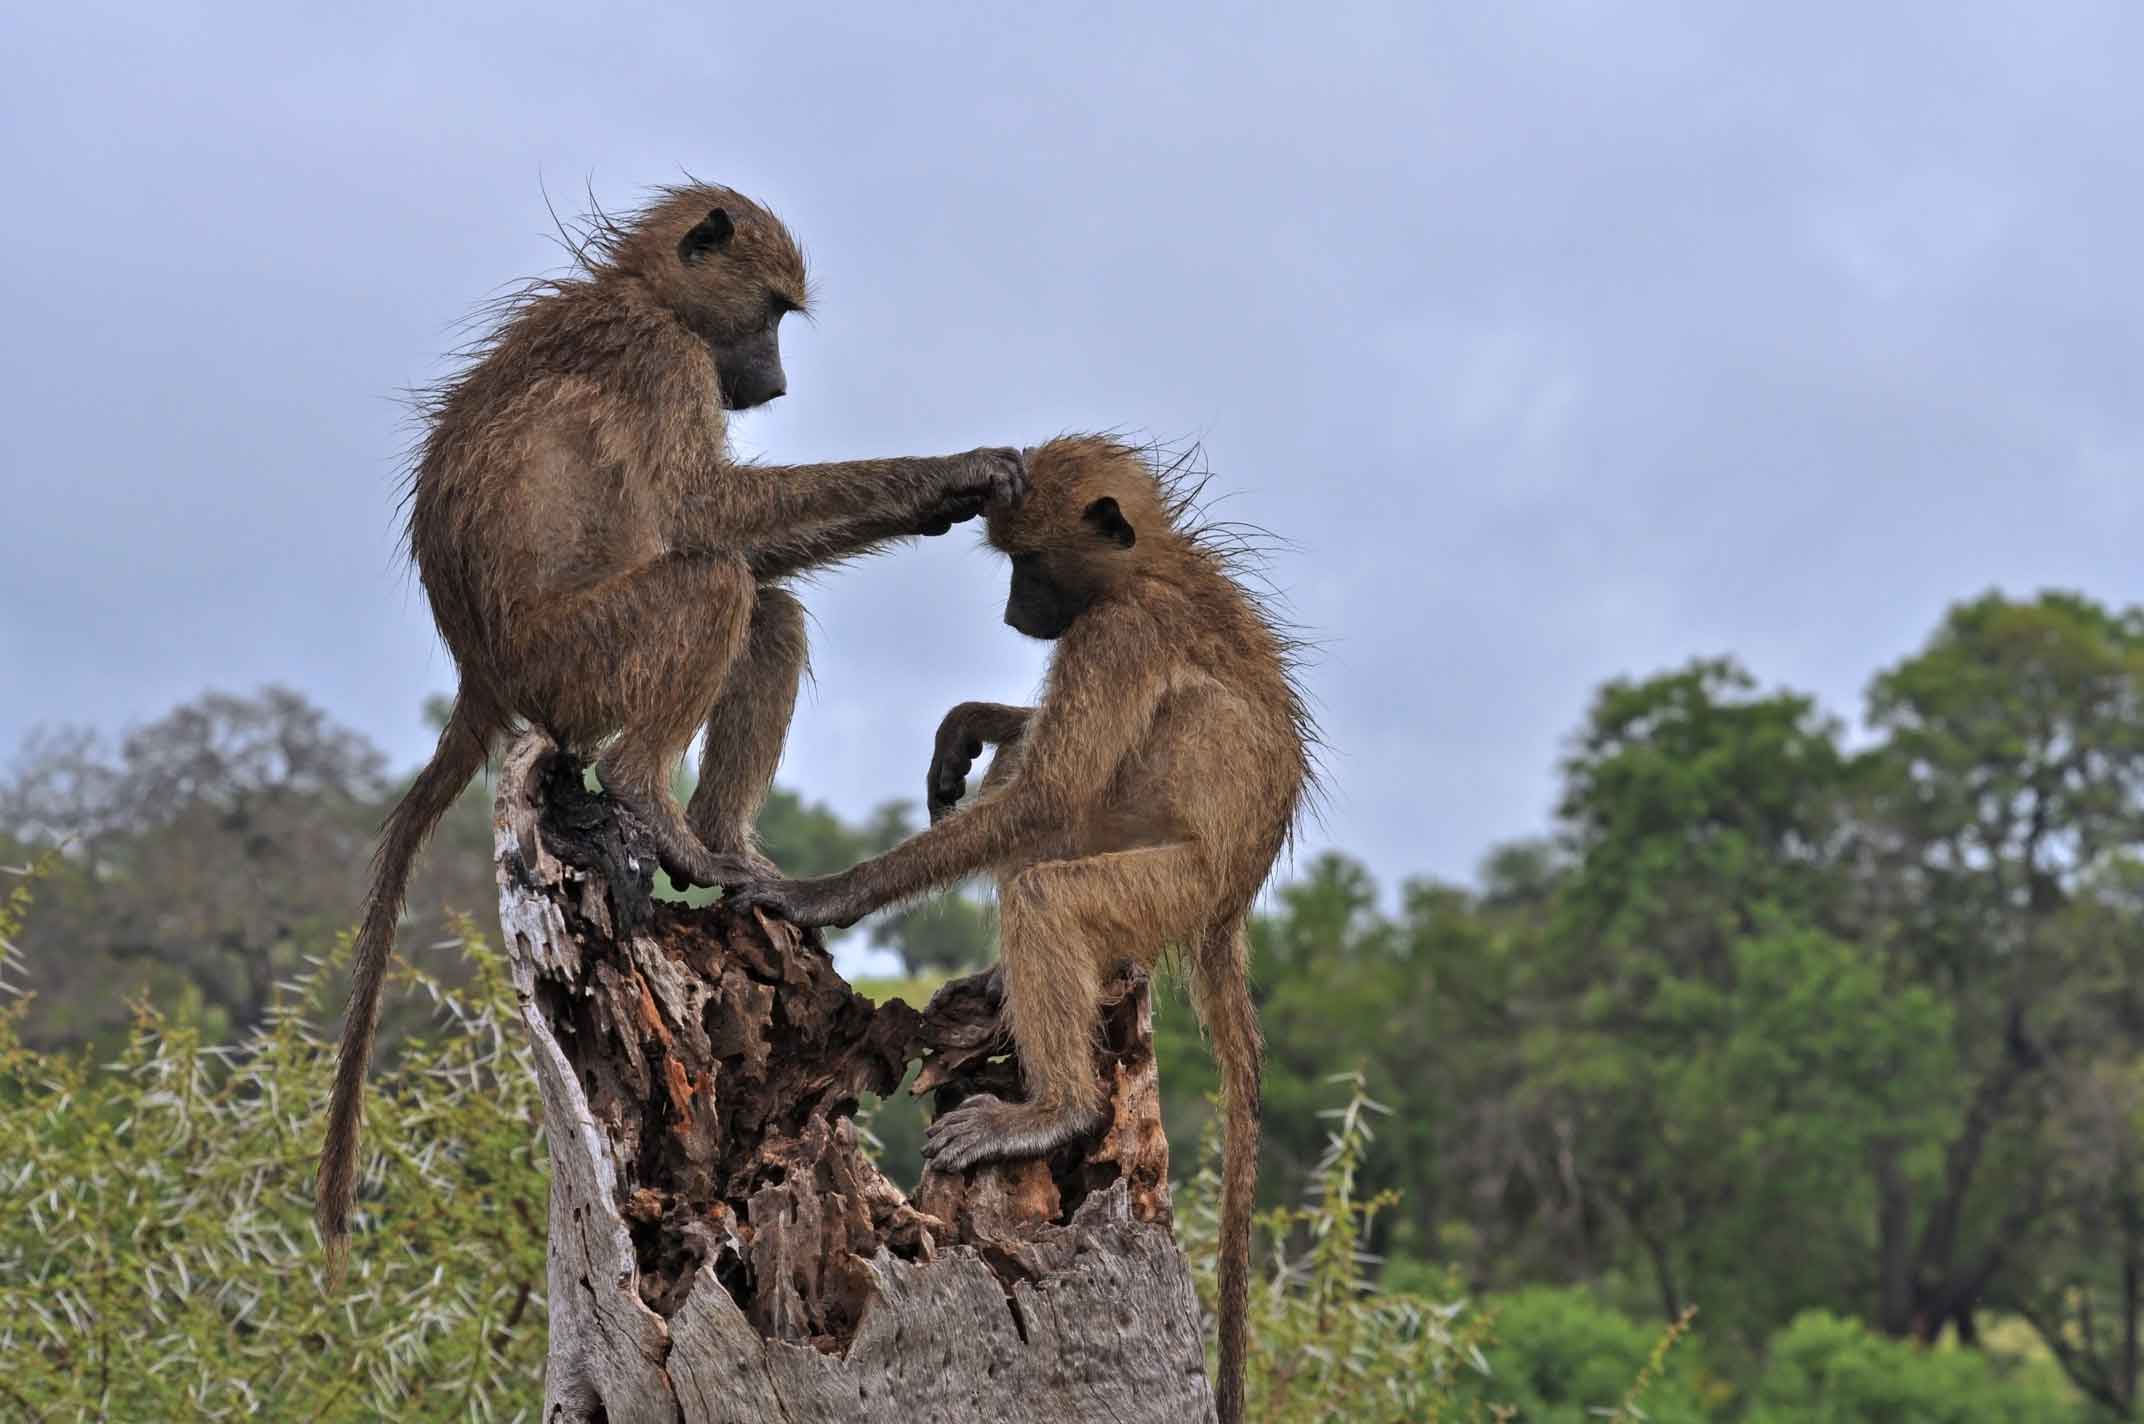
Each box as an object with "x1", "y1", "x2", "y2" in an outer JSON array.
[{"x1": 491, "y1": 733, "x2": 1216, "y2": 1423}]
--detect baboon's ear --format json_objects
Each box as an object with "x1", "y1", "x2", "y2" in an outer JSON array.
[
  {"x1": 1082, "y1": 497, "x2": 1137, "y2": 549},
  {"x1": 678, "y1": 207, "x2": 735, "y2": 265}
]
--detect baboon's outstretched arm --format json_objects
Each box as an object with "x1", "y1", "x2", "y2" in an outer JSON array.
[
  {"x1": 679, "y1": 452, "x2": 1025, "y2": 573},
  {"x1": 728, "y1": 606, "x2": 1167, "y2": 928}
]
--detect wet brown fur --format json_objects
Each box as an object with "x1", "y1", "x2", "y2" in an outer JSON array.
[
  {"x1": 318, "y1": 183, "x2": 1026, "y2": 1278},
  {"x1": 730, "y1": 436, "x2": 1316, "y2": 1424}
]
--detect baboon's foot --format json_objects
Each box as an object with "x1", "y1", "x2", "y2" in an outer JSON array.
[
  {"x1": 920, "y1": 1092, "x2": 1108, "y2": 1173},
  {"x1": 686, "y1": 814, "x2": 785, "y2": 884},
  {"x1": 656, "y1": 834, "x2": 760, "y2": 892},
  {"x1": 611, "y1": 789, "x2": 759, "y2": 890}
]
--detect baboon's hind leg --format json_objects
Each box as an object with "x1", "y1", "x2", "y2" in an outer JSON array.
[
  {"x1": 545, "y1": 555, "x2": 757, "y2": 888},
  {"x1": 923, "y1": 845, "x2": 1210, "y2": 1172},
  {"x1": 686, "y1": 585, "x2": 808, "y2": 880}
]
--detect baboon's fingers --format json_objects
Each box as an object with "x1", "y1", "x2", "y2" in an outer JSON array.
[
  {"x1": 957, "y1": 447, "x2": 1028, "y2": 511},
  {"x1": 1002, "y1": 447, "x2": 1033, "y2": 504}
]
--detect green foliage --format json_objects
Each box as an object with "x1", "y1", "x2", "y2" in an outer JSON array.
[
  {"x1": 1153, "y1": 854, "x2": 1459, "y2": 1272},
  {"x1": 1556, "y1": 656, "x2": 1848, "y2": 951},
  {"x1": 1742, "y1": 1312, "x2": 2076, "y2": 1424},
  {"x1": 1864, "y1": 589, "x2": 2144, "y2": 885},
  {"x1": 755, "y1": 785, "x2": 904, "y2": 878},
  {"x1": 1451, "y1": 1288, "x2": 1709, "y2": 1423},
  {"x1": 1177, "y1": 1071, "x2": 1689, "y2": 1423},
  {"x1": 0, "y1": 906, "x2": 547, "y2": 1420},
  {"x1": 1180, "y1": 1071, "x2": 1500, "y2": 1422},
  {"x1": 870, "y1": 892, "x2": 998, "y2": 976},
  {"x1": 1154, "y1": 590, "x2": 2144, "y2": 1406},
  {"x1": 0, "y1": 877, "x2": 2106, "y2": 1423},
  {"x1": 0, "y1": 690, "x2": 400, "y2": 1052},
  {"x1": 11, "y1": 585, "x2": 2144, "y2": 1415}
]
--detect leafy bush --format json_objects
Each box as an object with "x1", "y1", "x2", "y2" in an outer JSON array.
[
  {"x1": 1742, "y1": 1312, "x2": 2077, "y2": 1424},
  {"x1": 0, "y1": 868, "x2": 547, "y2": 1420},
  {"x1": 1453, "y1": 1287, "x2": 1709, "y2": 1423}
]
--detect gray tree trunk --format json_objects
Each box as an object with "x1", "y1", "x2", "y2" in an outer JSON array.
[{"x1": 492, "y1": 733, "x2": 1218, "y2": 1424}]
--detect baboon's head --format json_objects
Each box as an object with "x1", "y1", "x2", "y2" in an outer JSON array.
[
  {"x1": 987, "y1": 437, "x2": 1171, "y2": 641},
  {"x1": 617, "y1": 184, "x2": 812, "y2": 411}
]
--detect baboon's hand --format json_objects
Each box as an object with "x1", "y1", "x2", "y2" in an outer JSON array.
[
  {"x1": 927, "y1": 715, "x2": 988, "y2": 823},
  {"x1": 724, "y1": 874, "x2": 870, "y2": 930},
  {"x1": 915, "y1": 447, "x2": 1029, "y2": 536},
  {"x1": 962, "y1": 445, "x2": 1030, "y2": 510}
]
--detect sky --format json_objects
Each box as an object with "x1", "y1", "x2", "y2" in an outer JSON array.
[{"x1": 3, "y1": 1, "x2": 2141, "y2": 911}]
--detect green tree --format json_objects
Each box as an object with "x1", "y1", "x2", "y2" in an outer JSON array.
[
  {"x1": 1507, "y1": 659, "x2": 1922, "y2": 1352},
  {"x1": 0, "y1": 689, "x2": 393, "y2": 1048},
  {"x1": 1851, "y1": 592, "x2": 2144, "y2": 1354},
  {"x1": 2008, "y1": 853, "x2": 2144, "y2": 1415}
]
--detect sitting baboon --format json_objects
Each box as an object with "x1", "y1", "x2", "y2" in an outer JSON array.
[
  {"x1": 318, "y1": 181, "x2": 1030, "y2": 1274},
  {"x1": 729, "y1": 436, "x2": 1315, "y2": 1424}
]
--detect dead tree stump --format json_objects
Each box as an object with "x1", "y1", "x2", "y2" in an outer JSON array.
[{"x1": 491, "y1": 733, "x2": 1217, "y2": 1424}]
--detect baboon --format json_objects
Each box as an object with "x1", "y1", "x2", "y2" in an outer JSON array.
[
  {"x1": 728, "y1": 436, "x2": 1315, "y2": 1424},
  {"x1": 317, "y1": 182, "x2": 1030, "y2": 1274}
]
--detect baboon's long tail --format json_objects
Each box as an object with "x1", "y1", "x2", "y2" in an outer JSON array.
[
  {"x1": 1197, "y1": 921, "x2": 1264, "y2": 1424},
  {"x1": 316, "y1": 695, "x2": 490, "y2": 1283}
]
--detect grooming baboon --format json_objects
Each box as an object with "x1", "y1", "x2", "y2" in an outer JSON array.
[
  {"x1": 317, "y1": 182, "x2": 1030, "y2": 1274},
  {"x1": 729, "y1": 436, "x2": 1314, "y2": 1424}
]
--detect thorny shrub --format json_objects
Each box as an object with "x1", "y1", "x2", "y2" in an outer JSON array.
[{"x1": 0, "y1": 861, "x2": 548, "y2": 1421}]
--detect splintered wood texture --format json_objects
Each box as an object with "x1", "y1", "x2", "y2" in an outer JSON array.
[{"x1": 493, "y1": 734, "x2": 1214, "y2": 1424}]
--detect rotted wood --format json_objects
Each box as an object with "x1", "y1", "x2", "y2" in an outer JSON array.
[{"x1": 490, "y1": 732, "x2": 1216, "y2": 1424}]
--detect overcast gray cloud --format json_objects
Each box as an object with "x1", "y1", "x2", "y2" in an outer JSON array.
[{"x1": 3, "y1": 0, "x2": 2140, "y2": 905}]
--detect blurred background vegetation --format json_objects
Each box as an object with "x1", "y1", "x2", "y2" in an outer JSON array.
[{"x1": 5, "y1": 584, "x2": 2140, "y2": 1419}]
